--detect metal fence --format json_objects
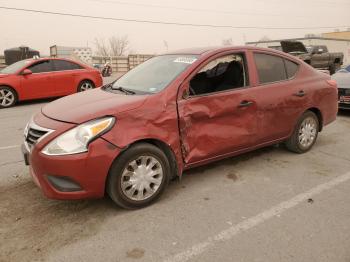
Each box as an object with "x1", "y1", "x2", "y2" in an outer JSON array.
[
  {"x1": 92, "y1": 54, "x2": 153, "y2": 73},
  {"x1": 0, "y1": 56, "x2": 6, "y2": 69},
  {"x1": 0, "y1": 54, "x2": 153, "y2": 72}
]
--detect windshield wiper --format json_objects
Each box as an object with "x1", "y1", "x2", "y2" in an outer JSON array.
[
  {"x1": 102, "y1": 82, "x2": 114, "y2": 89},
  {"x1": 111, "y1": 86, "x2": 136, "y2": 95}
]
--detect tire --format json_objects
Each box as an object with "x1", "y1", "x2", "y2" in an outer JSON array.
[
  {"x1": 0, "y1": 86, "x2": 17, "y2": 108},
  {"x1": 106, "y1": 143, "x2": 171, "y2": 209},
  {"x1": 285, "y1": 111, "x2": 319, "y2": 154},
  {"x1": 77, "y1": 80, "x2": 95, "y2": 92}
]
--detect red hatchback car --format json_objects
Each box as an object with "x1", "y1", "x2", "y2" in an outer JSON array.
[
  {"x1": 22, "y1": 46, "x2": 338, "y2": 209},
  {"x1": 0, "y1": 58, "x2": 102, "y2": 108}
]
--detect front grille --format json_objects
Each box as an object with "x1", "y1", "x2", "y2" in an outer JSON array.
[{"x1": 26, "y1": 128, "x2": 48, "y2": 146}]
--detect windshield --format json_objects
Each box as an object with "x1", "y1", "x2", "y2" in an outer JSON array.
[
  {"x1": 0, "y1": 59, "x2": 32, "y2": 74},
  {"x1": 112, "y1": 55, "x2": 198, "y2": 94}
]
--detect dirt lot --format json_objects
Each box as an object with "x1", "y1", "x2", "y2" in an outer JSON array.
[{"x1": 1, "y1": 95, "x2": 350, "y2": 262}]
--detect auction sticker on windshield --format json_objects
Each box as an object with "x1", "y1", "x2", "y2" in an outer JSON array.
[{"x1": 173, "y1": 57, "x2": 197, "y2": 64}]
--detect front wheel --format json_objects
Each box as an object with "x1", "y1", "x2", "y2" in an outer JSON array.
[
  {"x1": 0, "y1": 86, "x2": 17, "y2": 108},
  {"x1": 106, "y1": 143, "x2": 170, "y2": 209},
  {"x1": 285, "y1": 111, "x2": 319, "y2": 153}
]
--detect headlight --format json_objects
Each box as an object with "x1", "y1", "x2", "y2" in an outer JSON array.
[{"x1": 42, "y1": 117, "x2": 115, "y2": 156}]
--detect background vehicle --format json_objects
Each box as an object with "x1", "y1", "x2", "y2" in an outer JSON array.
[
  {"x1": 281, "y1": 41, "x2": 344, "y2": 74},
  {"x1": 0, "y1": 58, "x2": 103, "y2": 108},
  {"x1": 338, "y1": 64, "x2": 350, "y2": 73},
  {"x1": 4, "y1": 46, "x2": 40, "y2": 65},
  {"x1": 332, "y1": 66, "x2": 350, "y2": 109},
  {"x1": 22, "y1": 46, "x2": 338, "y2": 209},
  {"x1": 102, "y1": 62, "x2": 112, "y2": 77}
]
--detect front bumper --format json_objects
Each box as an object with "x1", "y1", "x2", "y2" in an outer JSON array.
[
  {"x1": 22, "y1": 113, "x2": 121, "y2": 200},
  {"x1": 22, "y1": 138, "x2": 121, "y2": 199}
]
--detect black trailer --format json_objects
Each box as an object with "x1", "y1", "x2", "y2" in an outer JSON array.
[{"x1": 4, "y1": 46, "x2": 40, "y2": 65}]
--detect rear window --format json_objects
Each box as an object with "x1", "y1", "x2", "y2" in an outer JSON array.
[
  {"x1": 254, "y1": 53, "x2": 287, "y2": 84},
  {"x1": 285, "y1": 59, "x2": 299, "y2": 79}
]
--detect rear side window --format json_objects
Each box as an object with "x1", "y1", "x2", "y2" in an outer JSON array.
[
  {"x1": 28, "y1": 60, "x2": 53, "y2": 73},
  {"x1": 284, "y1": 59, "x2": 299, "y2": 79},
  {"x1": 254, "y1": 53, "x2": 287, "y2": 84},
  {"x1": 53, "y1": 60, "x2": 83, "y2": 71}
]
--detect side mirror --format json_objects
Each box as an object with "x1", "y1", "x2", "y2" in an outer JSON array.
[{"x1": 21, "y1": 69, "x2": 32, "y2": 75}]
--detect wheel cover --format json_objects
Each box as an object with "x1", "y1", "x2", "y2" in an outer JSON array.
[
  {"x1": 298, "y1": 117, "x2": 317, "y2": 148},
  {"x1": 121, "y1": 155, "x2": 163, "y2": 201},
  {"x1": 80, "y1": 82, "x2": 93, "y2": 91},
  {"x1": 0, "y1": 89, "x2": 15, "y2": 107}
]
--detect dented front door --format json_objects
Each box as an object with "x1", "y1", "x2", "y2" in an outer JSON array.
[{"x1": 177, "y1": 87, "x2": 258, "y2": 164}]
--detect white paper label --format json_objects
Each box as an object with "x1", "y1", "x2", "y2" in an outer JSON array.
[{"x1": 173, "y1": 57, "x2": 197, "y2": 64}]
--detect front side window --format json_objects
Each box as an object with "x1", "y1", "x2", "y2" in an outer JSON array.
[
  {"x1": 28, "y1": 60, "x2": 53, "y2": 73},
  {"x1": 189, "y1": 53, "x2": 248, "y2": 96},
  {"x1": 111, "y1": 55, "x2": 198, "y2": 94},
  {"x1": 254, "y1": 53, "x2": 287, "y2": 84},
  {"x1": 53, "y1": 60, "x2": 83, "y2": 71}
]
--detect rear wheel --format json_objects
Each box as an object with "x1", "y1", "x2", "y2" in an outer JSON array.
[
  {"x1": 107, "y1": 143, "x2": 170, "y2": 209},
  {"x1": 77, "y1": 80, "x2": 95, "y2": 92},
  {"x1": 0, "y1": 86, "x2": 17, "y2": 108},
  {"x1": 285, "y1": 111, "x2": 319, "y2": 153}
]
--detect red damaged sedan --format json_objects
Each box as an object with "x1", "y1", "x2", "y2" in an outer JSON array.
[
  {"x1": 22, "y1": 46, "x2": 338, "y2": 209},
  {"x1": 0, "y1": 58, "x2": 102, "y2": 108}
]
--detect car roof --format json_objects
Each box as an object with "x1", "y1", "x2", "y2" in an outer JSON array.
[
  {"x1": 22, "y1": 57, "x2": 88, "y2": 67},
  {"x1": 164, "y1": 45, "x2": 289, "y2": 57},
  {"x1": 28, "y1": 57, "x2": 79, "y2": 62}
]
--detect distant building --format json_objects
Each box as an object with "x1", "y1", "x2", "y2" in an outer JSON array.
[
  {"x1": 246, "y1": 36, "x2": 350, "y2": 65},
  {"x1": 322, "y1": 30, "x2": 350, "y2": 40},
  {"x1": 50, "y1": 45, "x2": 92, "y2": 65}
]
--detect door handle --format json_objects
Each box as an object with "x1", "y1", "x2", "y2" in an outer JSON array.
[
  {"x1": 293, "y1": 90, "x2": 306, "y2": 97},
  {"x1": 238, "y1": 100, "x2": 253, "y2": 108}
]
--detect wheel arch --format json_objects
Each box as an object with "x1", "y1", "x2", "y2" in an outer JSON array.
[
  {"x1": 77, "y1": 79, "x2": 96, "y2": 90},
  {"x1": 105, "y1": 138, "x2": 179, "y2": 192},
  {"x1": 0, "y1": 84, "x2": 19, "y2": 101},
  {"x1": 306, "y1": 107, "x2": 323, "y2": 131},
  {"x1": 125, "y1": 139, "x2": 179, "y2": 180}
]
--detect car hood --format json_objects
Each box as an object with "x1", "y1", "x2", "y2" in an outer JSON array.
[
  {"x1": 281, "y1": 41, "x2": 308, "y2": 54},
  {"x1": 41, "y1": 88, "x2": 147, "y2": 124}
]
